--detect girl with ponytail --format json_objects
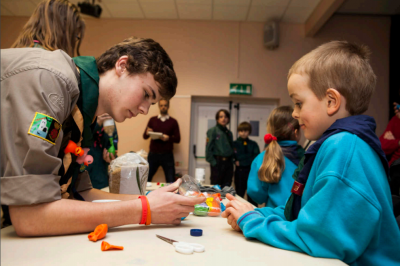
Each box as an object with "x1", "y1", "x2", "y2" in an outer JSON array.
[{"x1": 247, "y1": 106, "x2": 304, "y2": 208}]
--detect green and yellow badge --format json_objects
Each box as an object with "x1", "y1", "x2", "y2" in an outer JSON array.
[{"x1": 28, "y1": 112, "x2": 61, "y2": 145}]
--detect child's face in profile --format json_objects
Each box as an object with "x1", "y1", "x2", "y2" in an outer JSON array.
[
  {"x1": 288, "y1": 73, "x2": 331, "y2": 140},
  {"x1": 238, "y1": 130, "x2": 249, "y2": 139}
]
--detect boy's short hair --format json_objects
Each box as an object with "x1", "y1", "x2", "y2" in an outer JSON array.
[
  {"x1": 96, "y1": 37, "x2": 177, "y2": 100},
  {"x1": 288, "y1": 40, "x2": 376, "y2": 115},
  {"x1": 238, "y1": 122, "x2": 252, "y2": 134}
]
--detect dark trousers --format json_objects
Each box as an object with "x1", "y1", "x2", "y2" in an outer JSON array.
[
  {"x1": 148, "y1": 152, "x2": 175, "y2": 183},
  {"x1": 210, "y1": 156, "x2": 233, "y2": 187},
  {"x1": 234, "y1": 166, "x2": 257, "y2": 206}
]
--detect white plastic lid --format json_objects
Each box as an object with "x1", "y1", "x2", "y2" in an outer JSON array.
[{"x1": 103, "y1": 119, "x2": 114, "y2": 127}]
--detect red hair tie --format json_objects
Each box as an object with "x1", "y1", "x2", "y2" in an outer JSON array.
[{"x1": 264, "y1": 133, "x2": 277, "y2": 144}]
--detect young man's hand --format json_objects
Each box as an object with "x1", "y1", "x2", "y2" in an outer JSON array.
[
  {"x1": 161, "y1": 134, "x2": 170, "y2": 141},
  {"x1": 96, "y1": 113, "x2": 112, "y2": 127},
  {"x1": 146, "y1": 127, "x2": 153, "y2": 135},
  {"x1": 147, "y1": 179, "x2": 206, "y2": 224},
  {"x1": 235, "y1": 161, "x2": 240, "y2": 167},
  {"x1": 221, "y1": 193, "x2": 255, "y2": 232}
]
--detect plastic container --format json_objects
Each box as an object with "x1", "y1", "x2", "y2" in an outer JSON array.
[
  {"x1": 195, "y1": 168, "x2": 205, "y2": 186},
  {"x1": 178, "y1": 175, "x2": 201, "y2": 197}
]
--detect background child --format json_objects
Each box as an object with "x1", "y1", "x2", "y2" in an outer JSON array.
[
  {"x1": 233, "y1": 122, "x2": 260, "y2": 205},
  {"x1": 247, "y1": 106, "x2": 304, "y2": 208},
  {"x1": 222, "y1": 41, "x2": 400, "y2": 265},
  {"x1": 206, "y1": 109, "x2": 234, "y2": 187}
]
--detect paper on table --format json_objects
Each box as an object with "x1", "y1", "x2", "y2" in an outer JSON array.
[{"x1": 148, "y1": 132, "x2": 163, "y2": 140}]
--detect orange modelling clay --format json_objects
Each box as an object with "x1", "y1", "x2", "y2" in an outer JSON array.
[
  {"x1": 206, "y1": 197, "x2": 221, "y2": 217},
  {"x1": 88, "y1": 224, "x2": 108, "y2": 242},
  {"x1": 101, "y1": 241, "x2": 124, "y2": 251}
]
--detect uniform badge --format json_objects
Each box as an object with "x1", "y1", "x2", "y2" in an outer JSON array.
[
  {"x1": 244, "y1": 141, "x2": 247, "y2": 145},
  {"x1": 28, "y1": 112, "x2": 61, "y2": 145},
  {"x1": 206, "y1": 137, "x2": 209, "y2": 143}
]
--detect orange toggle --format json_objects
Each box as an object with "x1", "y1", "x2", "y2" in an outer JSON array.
[
  {"x1": 64, "y1": 140, "x2": 84, "y2": 157},
  {"x1": 101, "y1": 241, "x2": 124, "y2": 251},
  {"x1": 88, "y1": 224, "x2": 108, "y2": 242}
]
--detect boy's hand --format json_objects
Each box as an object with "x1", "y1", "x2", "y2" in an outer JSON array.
[
  {"x1": 235, "y1": 161, "x2": 240, "y2": 167},
  {"x1": 103, "y1": 148, "x2": 116, "y2": 163},
  {"x1": 146, "y1": 127, "x2": 153, "y2": 135},
  {"x1": 221, "y1": 193, "x2": 255, "y2": 232}
]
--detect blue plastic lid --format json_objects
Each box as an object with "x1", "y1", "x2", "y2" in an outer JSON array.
[{"x1": 190, "y1": 229, "x2": 203, "y2": 237}]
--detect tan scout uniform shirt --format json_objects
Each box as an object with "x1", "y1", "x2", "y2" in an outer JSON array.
[{"x1": 1, "y1": 48, "x2": 93, "y2": 206}]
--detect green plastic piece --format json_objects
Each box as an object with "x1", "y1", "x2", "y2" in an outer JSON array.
[
  {"x1": 108, "y1": 137, "x2": 116, "y2": 156},
  {"x1": 194, "y1": 204, "x2": 209, "y2": 216}
]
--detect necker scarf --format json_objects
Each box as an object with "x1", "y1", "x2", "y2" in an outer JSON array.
[{"x1": 284, "y1": 115, "x2": 389, "y2": 221}]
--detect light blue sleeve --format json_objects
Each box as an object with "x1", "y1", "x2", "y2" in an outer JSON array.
[
  {"x1": 238, "y1": 174, "x2": 380, "y2": 263},
  {"x1": 247, "y1": 153, "x2": 269, "y2": 205}
]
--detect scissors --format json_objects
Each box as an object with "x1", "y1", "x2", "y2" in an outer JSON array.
[{"x1": 156, "y1": 234, "x2": 205, "y2": 255}]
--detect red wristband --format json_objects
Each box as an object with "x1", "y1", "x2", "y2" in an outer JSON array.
[{"x1": 138, "y1": 196, "x2": 148, "y2": 225}]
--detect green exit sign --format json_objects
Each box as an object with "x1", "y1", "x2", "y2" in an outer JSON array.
[{"x1": 230, "y1": 83, "x2": 252, "y2": 95}]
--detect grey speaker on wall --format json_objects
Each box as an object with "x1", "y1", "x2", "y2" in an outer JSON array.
[{"x1": 264, "y1": 20, "x2": 279, "y2": 50}]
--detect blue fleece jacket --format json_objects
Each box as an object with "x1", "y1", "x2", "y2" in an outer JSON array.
[
  {"x1": 238, "y1": 132, "x2": 400, "y2": 266},
  {"x1": 247, "y1": 140, "x2": 299, "y2": 208}
]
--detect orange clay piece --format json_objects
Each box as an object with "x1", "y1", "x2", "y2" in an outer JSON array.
[
  {"x1": 64, "y1": 140, "x2": 84, "y2": 157},
  {"x1": 88, "y1": 224, "x2": 108, "y2": 242},
  {"x1": 101, "y1": 241, "x2": 124, "y2": 251},
  {"x1": 208, "y1": 198, "x2": 221, "y2": 216}
]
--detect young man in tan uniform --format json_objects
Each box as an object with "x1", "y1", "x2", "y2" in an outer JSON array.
[{"x1": 1, "y1": 38, "x2": 205, "y2": 236}]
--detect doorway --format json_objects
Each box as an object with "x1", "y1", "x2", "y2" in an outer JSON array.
[{"x1": 189, "y1": 96, "x2": 278, "y2": 184}]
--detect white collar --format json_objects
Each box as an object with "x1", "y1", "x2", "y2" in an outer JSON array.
[{"x1": 158, "y1": 114, "x2": 170, "y2": 122}]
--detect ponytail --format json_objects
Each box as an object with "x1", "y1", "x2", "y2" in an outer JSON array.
[{"x1": 258, "y1": 135, "x2": 285, "y2": 183}]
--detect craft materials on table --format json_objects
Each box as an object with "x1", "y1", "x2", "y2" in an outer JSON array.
[
  {"x1": 101, "y1": 241, "x2": 124, "y2": 251},
  {"x1": 194, "y1": 193, "x2": 222, "y2": 217},
  {"x1": 88, "y1": 224, "x2": 108, "y2": 242},
  {"x1": 190, "y1": 229, "x2": 203, "y2": 237},
  {"x1": 156, "y1": 234, "x2": 205, "y2": 255}
]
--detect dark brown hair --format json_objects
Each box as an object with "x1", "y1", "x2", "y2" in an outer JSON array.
[
  {"x1": 288, "y1": 40, "x2": 376, "y2": 115},
  {"x1": 258, "y1": 106, "x2": 300, "y2": 183},
  {"x1": 96, "y1": 37, "x2": 177, "y2": 100},
  {"x1": 11, "y1": 0, "x2": 85, "y2": 57},
  {"x1": 215, "y1": 109, "x2": 230, "y2": 124},
  {"x1": 238, "y1": 122, "x2": 252, "y2": 134}
]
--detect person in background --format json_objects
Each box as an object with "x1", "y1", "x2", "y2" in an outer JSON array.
[
  {"x1": 247, "y1": 106, "x2": 303, "y2": 208},
  {"x1": 233, "y1": 122, "x2": 260, "y2": 205},
  {"x1": 86, "y1": 113, "x2": 118, "y2": 189},
  {"x1": 143, "y1": 99, "x2": 180, "y2": 183},
  {"x1": 379, "y1": 102, "x2": 400, "y2": 195},
  {"x1": 222, "y1": 41, "x2": 400, "y2": 265},
  {"x1": 11, "y1": 0, "x2": 85, "y2": 57},
  {"x1": 206, "y1": 109, "x2": 234, "y2": 187}
]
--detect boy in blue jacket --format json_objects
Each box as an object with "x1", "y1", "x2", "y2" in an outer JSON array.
[{"x1": 221, "y1": 41, "x2": 400, "y2": 266}]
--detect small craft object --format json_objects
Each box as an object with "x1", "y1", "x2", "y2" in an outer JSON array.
[
  {"x1": 190, "y1": 229, "x2": 203, "y2": 237},
  {"x1": 76, "y1": 148, "x2": 93, "y2": 166},
  {"x1": 64, "y1": 140, "x2": 84, "y2": 157},
  {"x1": 88, "y1": 224, "x2": 108, "y2": 242},
  {"x1": 194, "y1": 193, "x2": 221, "y2": 217},
  {"x1": 101, "y1": 241, "x2": 124, "y2": 251}
]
